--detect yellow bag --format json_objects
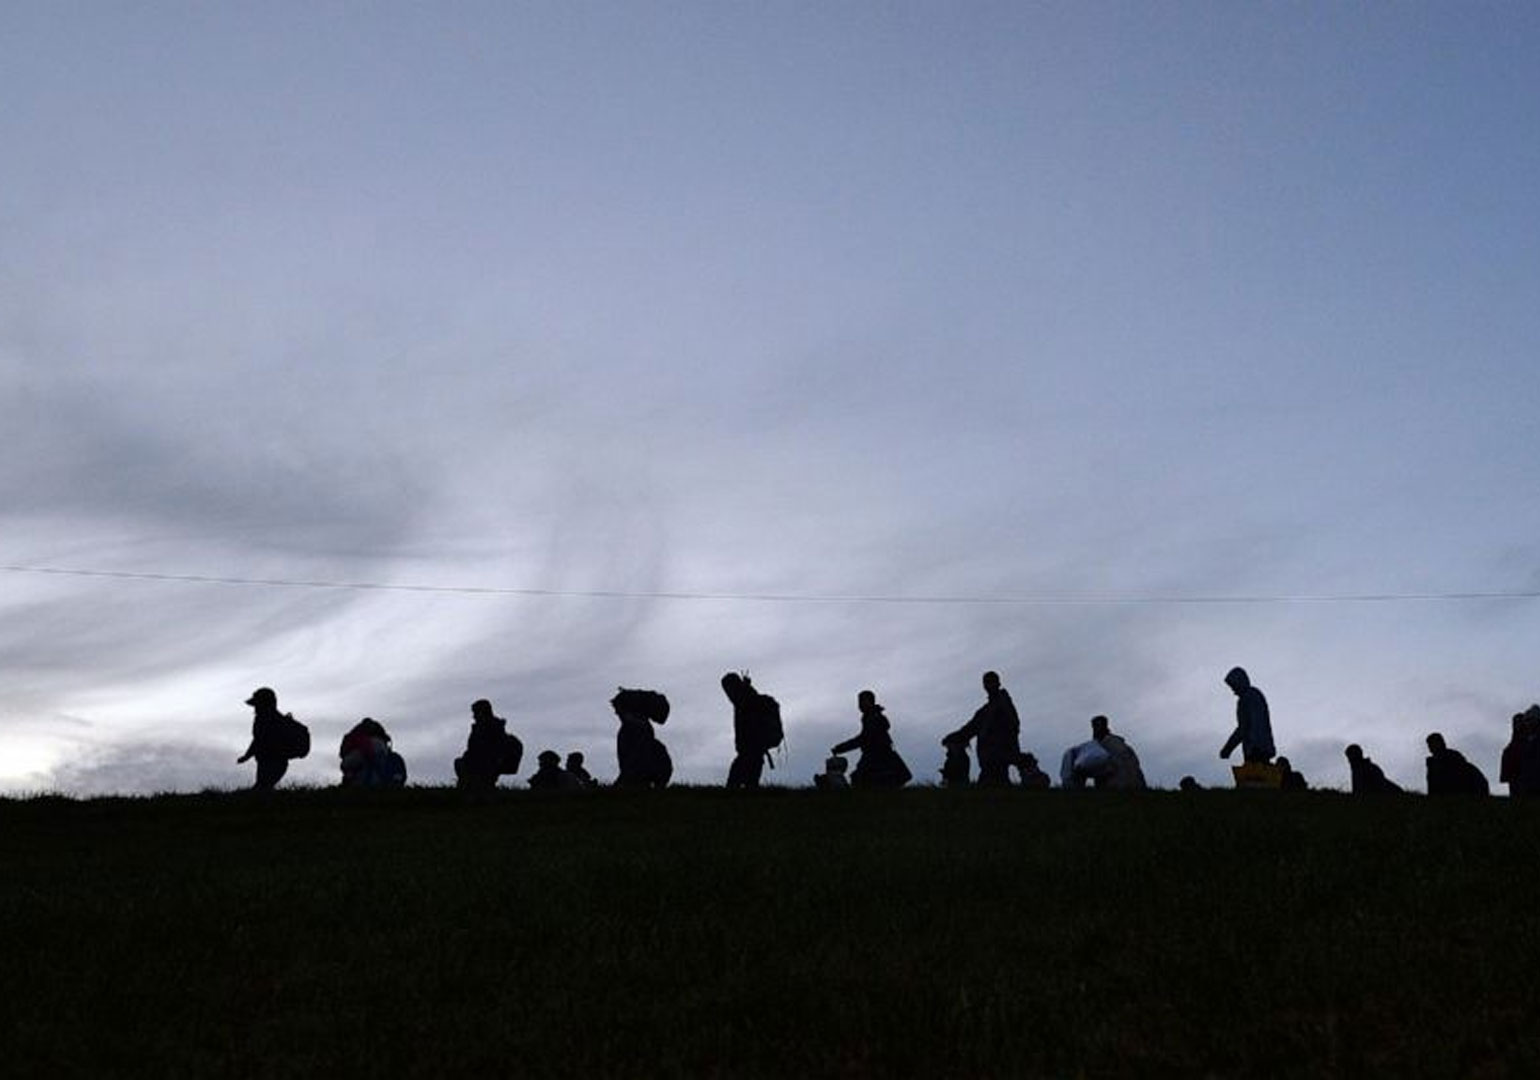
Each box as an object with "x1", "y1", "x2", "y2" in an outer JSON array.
[{"x1": 1232, "y1": 762, "x2": 1283, "y2": 789}]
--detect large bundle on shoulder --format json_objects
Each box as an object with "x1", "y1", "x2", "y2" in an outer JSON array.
[{"x1": 612, "y1": 687, "x2": 670, "y2": 725}]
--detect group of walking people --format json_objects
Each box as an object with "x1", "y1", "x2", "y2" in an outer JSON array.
[{"x1": 235, "y1": 666, "x2": 1539, "y2": 797}]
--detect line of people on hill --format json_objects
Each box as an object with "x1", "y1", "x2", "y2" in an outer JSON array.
[{"x1": 234, "y1": 670, "x2": 1540, "y2": 798}]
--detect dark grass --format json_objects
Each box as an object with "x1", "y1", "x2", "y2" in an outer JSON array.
[{"x1": 4, "y1": 786, "x2": 1540, "y2": 1078}]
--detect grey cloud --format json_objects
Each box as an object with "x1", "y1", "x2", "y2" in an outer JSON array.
[{"x1": 43, "y1": 740, "x2": 254, "y2": 797}]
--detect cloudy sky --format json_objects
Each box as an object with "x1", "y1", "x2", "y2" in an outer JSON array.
[{"x1": 4, "y1": 2, "x2": 1538, "y2": 795}]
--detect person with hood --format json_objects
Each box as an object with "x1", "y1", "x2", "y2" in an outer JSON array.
[
  {"x1": 830, "y1": 690, "x2": 913, "y2": 788},
  {"x1": 454, "y1": 699, "x2": 521, "y2": 790},
  {"x1": 338, "y1": 717, "x2": 407, "y2": 787},
  {"x1": 236, "y1": 687, "x2": 302, "y2": 790},
  {"x1": 1345, "y1": 743, "x2": 1402, "y2": 794},
  {"x1": 613, "y1": 688, "x2": 673, "y2": 788},
  {"x1": 944, "y1": 671, "x2": 1022, "y2": 786},
  {"x1": 1220, "y1": 667, "x2": 1275, "y2": 764},
  {"x1": 722, "y1": 672, "x2": 780, "y2": 789},
  {"x1": 1424, "y1": 733, "x2": 1489, "y2": 796}
]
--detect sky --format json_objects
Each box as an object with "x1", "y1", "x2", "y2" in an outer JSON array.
[{"x1": 3, "y1": 2, "x2": 1539, "y2": 795}]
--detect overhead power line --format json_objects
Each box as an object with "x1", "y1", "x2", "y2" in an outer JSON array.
[{"x1": 3, "y1": 562, "x2": 1539, "y2": 606}]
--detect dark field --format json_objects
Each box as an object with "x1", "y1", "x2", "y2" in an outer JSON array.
[{"x1": 3, "y1": 786, "x2": 1539, "y2": 1078}]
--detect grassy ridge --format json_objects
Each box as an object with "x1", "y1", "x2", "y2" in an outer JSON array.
[{"x1": 3, "y1": 787, "x2": 1539, "y2": 1077}]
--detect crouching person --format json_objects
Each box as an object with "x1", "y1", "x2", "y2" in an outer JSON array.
[
  {"x1": 339, "y1": 717, "x2": 407, "y2": 787},
  {"x1": 1061, "y1": 716, "x2": 1146, "y2": 790},
  {"x1": 528, "y1": 750, "x2": 580, "y2": 790}
]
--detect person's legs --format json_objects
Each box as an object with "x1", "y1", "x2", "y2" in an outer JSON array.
[
  {"x1": 727, "y1": 751, "x2": 764, "y2": 788},
  {"x1": 977, "y1": 762, "x2": 1012, "y2": 786},
  {"x1": 254, "y1": 756, "x2": 288, "y2": 790}
]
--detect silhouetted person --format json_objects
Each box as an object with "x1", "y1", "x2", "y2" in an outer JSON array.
[
  {"x1": 1345, "y1": 744, "x2": 1401, "y2": 794},
  {"x1": 339, "y1": 717, "x2": 406, "y2": 787},
  {"x1": 830, "y1": 690, "x2": 913, "y2": 788},
  {"x1": 814, "y1": 755, "x2": 850, "y2": 790},
  {"x1": 455, "y1": 699, "x2": 522, "y2": 790},
  {"x1": 1016, "y1": 752, "x2": 1051, "y2": 789},
  {"x1": 1500, "y1": 713, "x2": 1527, "y2": 795},
  {"x1": 1063, "y1": 715, "x2": 1146, "y2": 790},
  {"x1": 944, "y1": 672, "x2": 1021, "y2": 786},
  {"x1": 528, "y1": 750, "x2": 579, "y2": 790},
  {"x1": 940, "y1": 736, "x2": 971, "y2": 787},
  {"x1": 722, "y1": 672, "x2": 782, "y2": 789},
  {"x1": 237, "y1": 687, "x2": 306, "y2": 790},
  {"x1": 1277, "y1": 755, "x2": 1309, "y2": 791},
  {"x1": 1500, "y1": 708, "x2": 1540, "y2": 797},
  {"x1": 565, "y1": 752, "x2": 597, "y2": 788},
  {"x1": 1220, "y1": 667, "x2": 1275, "y2": 764},
  {"x1": 613, "y1": 688, "x2": 672, "y2": 788},
  {"x1": 1094, "y1": 715, "x2": 1146, "y2": 790},
  {"x1": 1425, "y1": 733, "x2": 1489, "y2": 796}
]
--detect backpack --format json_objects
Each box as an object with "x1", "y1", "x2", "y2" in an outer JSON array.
[
  {"x1": 499, "y1": 732, "x2": 525, "y2": 776},
  {"x1": 613, "y1": 687, "x2": 671, "y2": 725},
  {"x1": 280, "y1": 714, "x2": 310, "y2": 760},
  {"x1": 753, "y1": 693, "x2": 784, "y2": 753}
]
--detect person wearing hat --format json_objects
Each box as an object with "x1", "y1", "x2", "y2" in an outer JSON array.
[
  {"x1": 237, "y1": 686, "x2": 291, "y2": 790},
  {"x1": 1220, "y1": 666, "x2": 1275, "y2": 764}
]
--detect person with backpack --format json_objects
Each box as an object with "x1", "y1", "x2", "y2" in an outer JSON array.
[
  {"x1": 831, "y1": 690, "x2": 912, "y2": 788},
  {"x1": 454, "y1": 699, "x2": 523, "y2": 790},
  {"x1": 721, "y1": 672, "x2": 782, "y2": 788},
  {"x1": 612, "y1": 688, "x2": 673, "y2": 788},
  {"x1": 338, "y1": 717, "x2": 407, "y2": 788},
  {"x1": 1424, "y1": 733, "x2": 1489, "y2": 796},
  {"x1": 944, "y1": 671, "x2": 1021, "y2": 786},
  {"x1": 237, "y1": 686, "x2": 307, "y2": 790}
]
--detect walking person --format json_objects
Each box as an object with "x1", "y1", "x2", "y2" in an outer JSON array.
[
  {"x1": 236, "y1": 687, "x2": 306, "y2": 790},
  {"x1": 454, "y1": 699, "x2": 522, "y2": 790},
  {"x1": 945, "y1": 671, "x2": 1021, "y2": 786},
  {"x1": 831, "y1": 690, "x2": 913, "y2": 788},
  {"x1": 1220, "y1": 667, "x2": 1275, "y2": 764},
  {"x1": 612, "y1": 688, "x2": 673, "y2": 788},
  {"x1": 722, "y1": 672, "x2": 782, "y2": 789}
]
